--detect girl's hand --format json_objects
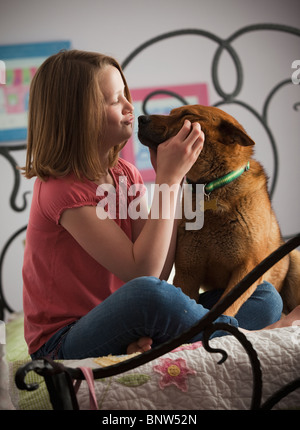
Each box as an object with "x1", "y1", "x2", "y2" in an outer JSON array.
[{"x1": 156, "y1": 120, "x2": 204, "y2": 184}]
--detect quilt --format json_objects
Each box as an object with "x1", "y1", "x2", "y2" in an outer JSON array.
[{"x1": 6, "y1": 322, "x2": 300, "y2": 410}]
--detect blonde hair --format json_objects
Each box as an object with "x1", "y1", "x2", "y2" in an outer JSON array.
[{"x1": 23, "y1": 50, "x2": 132, "y2": 181}]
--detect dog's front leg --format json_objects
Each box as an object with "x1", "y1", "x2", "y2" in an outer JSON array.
[
  {"x1": 173, "y1": 270, "x2": 202, "y2": 302},
  {"x1": 218, "y1": 265, "x2": 263, "y2": 317}
]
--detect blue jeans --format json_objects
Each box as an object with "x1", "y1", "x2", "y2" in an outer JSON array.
[{"x1": 31, "y1": 277, "x2": 283, "y2": 360}]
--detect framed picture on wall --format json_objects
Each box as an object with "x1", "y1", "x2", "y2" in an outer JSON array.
[
  {"x1": 122, "y1": 83, "x2": 209, "y2": 182},
  {"x1": 0, "y1": 40, "x2": 71, "y2": 144}
]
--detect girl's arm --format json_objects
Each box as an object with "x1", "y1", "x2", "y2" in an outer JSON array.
[
  {"x1": 60, "y1": 121, "x2": 204, "y2": 282},
  {"x1": 134, "y1": 147, "x2": 181, "y2": 282},
  {"x1": 130, "y1": 197, "x2": 179, "y2": 281},
  {"x1": 159, "y1": 217, "x2": 180, "y2": 281}
]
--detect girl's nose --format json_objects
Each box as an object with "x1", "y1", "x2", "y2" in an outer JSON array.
[{"x1": 124, "y1": 99, "x2": 134, "y2": 113}]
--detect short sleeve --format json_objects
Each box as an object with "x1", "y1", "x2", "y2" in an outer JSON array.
[{"x1": 37, "y1": 175, "x2": 99, "y2": 225}]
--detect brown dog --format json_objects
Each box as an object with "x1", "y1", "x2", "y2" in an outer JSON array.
[{"x1": 138, "y1": 105, "x2": 300, "y2": 316}]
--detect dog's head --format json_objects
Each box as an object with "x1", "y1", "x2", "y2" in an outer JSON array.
[{"x1": 138, "y1": 105, "x2": 255, "y2": 183}]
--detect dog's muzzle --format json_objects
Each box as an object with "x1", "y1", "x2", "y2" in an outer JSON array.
[
  {"x1": 138, "y1": 115, "x2": 162, "y2": 150},
  {"x1": 138, "y1": 115, "x2": 152, "y2": 126}
]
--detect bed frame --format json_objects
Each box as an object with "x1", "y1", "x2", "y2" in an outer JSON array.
[{"x1": 1, "y1": 23, "x2": 300, "y2": 410}]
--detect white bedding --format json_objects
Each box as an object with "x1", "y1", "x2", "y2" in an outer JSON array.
[{"x1": 8, "y1": 326, "x2": 300, "y2": 410}]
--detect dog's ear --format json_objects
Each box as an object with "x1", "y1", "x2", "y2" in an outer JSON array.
[{"x1": 218, "y1": 120, "x2": 255, "y2": 146}]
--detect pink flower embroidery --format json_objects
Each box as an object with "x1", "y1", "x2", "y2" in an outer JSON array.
[
  {"x1": 172, "y1": 341, "x2": 202, "y2": 353},
  {"x1": 153, "y1": 357, "x2": 196, "y2": 392}
]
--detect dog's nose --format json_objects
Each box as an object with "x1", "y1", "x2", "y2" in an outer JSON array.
[{"x1": 138, "y1": 115, "x2": 151, "y2": 126}]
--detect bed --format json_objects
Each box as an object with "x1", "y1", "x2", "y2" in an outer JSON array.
[{"x1": 1, "y1": 23, "x2": 300, "y2": 411}]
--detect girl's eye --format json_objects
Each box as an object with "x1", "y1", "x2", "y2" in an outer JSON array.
[
  {"x1": 112, "y1": 96, "x2": 122, "y2": 105},
  {"x1": 111, "y1": 93, "x2": 127, "y2": 105}
]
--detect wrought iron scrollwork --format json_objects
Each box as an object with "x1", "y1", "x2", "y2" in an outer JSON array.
[
  {"x1": 15, "y1": 358, "x2": 80, "y2": 410},
  {"x1": 0, "y1": 144, "x2": 29, "y2": 212},
  {"x1": 202, "y1": 323, "x2": 263, "y2": 410},
  {"x1": 142, "y1": 90, "x2": 189, "y2": 115},
  {"x1": 0, "y1": 144, "x2": 28, "y2": 316},
  {"x1": 122, "y1": 24, "x2": 300, "y2": 205},
  {"x1": 0, "y1": 225, "x2": 27, "y2": 319}
]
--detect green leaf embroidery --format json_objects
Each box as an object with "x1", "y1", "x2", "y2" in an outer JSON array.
[{"x1": 116, "y1": 374, "x2": 150, "y2": 387}]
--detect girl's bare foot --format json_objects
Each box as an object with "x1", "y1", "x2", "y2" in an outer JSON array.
[
  {"x1": 127, "y1": 337, "x2": 153, "y2": 355},
  {"x1": 264, "y1": 305, "x2": 300, "y2": 330},
  {"x1": 240, "y1": 305, "x2": 300, "y2": 334},
  {"x1": 127, "y1": 307, "x2": 300, "y2": 351}
]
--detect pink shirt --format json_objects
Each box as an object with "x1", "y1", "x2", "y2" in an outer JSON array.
[{"x1": 23, "y1": 158, "x2": 144, "y2": 354}]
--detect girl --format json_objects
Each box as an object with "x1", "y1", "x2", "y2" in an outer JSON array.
[{"x1": 22, "y1": 50, "x2": 294, "y2": 360}]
